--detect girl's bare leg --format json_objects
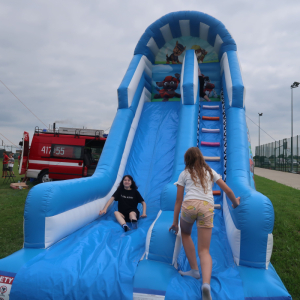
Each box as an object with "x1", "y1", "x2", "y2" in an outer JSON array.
[
  {"x1": 129, "y1": 211, "x2": 137, "y2": 221},
  {"x1": 179, "y1": 218, "x2": 200, "y2": 280},
  {"x1": 129, "y1": 211, "x2": 138, "y2": 229},
  {"x1": 197, "y1": 227, "x2": 212, "y2": 284},
  {"x1": 180, "y1": 218, "x2": 198, "y2": 270},
  {"x1": 114, "y1": 211, "x2": 126, "y2": 226}
]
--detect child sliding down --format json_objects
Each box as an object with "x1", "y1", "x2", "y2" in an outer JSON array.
[
  {"x1": 169, "y1": 147, "x2": 240, "y2": 300},
  {"x1": 99, "y1": 175, "x2": 147, "y2": 231}
]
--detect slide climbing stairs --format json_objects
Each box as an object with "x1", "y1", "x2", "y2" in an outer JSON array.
[
  {"x1": 199, "y1": 103, "x2": 223, "y2": 202},
  {"x1": 169, "y1": 101, "x2": 246, "y2": 299}
]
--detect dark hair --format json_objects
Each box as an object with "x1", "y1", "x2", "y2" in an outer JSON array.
[
  {"x1": 184, "y1": 147, "x2": 214, "y2": 193},
  {"x1": 118, "y1": 175, "x2": 138, "y2": 190}
]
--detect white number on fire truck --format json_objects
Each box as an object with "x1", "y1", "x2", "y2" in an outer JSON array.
[
  {"x1": 55, "y1": 147, "x2": 65, "y2": 156},
  {"x1": 41, "y1": 146, "x2": 51, "y2": 154}
]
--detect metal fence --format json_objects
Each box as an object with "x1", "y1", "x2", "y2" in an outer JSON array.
[{"x1": 255, "y1": 136, "x2": 300, "y2": 173}]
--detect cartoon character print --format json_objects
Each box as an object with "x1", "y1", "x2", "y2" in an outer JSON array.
[
  {"x1": 249, "y1": 158, "x2": 254, "y2": 173},
  {"x1": 166, "y1": 41, "x2": 186, "y2": 64},
  {"x1": 191, "y1": 45, "x2": 208, "y2": 63},
  {"x1": 154, "y1": 73, "x2": 181, "y2": 102},
  {"x1": 202, "y1": 75, "x2": 218, "y2": 98}
]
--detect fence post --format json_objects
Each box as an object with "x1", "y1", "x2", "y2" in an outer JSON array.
[
  {"x1": 274, "y1": 141, "x2": 276, "y2": 171},
  {"x1": 279, "y1": 140, "x2": 281, "y2": 171},
  {"x1": 297, "y1": 135, "x2": 299, "y2": 173},
  {"x1": 263, "y1": 144, "x2": 264, "y2": 168}
]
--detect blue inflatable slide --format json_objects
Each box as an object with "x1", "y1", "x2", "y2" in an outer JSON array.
[{"x1": 0, "y1": 11, "x2": 292, "y2": 300}]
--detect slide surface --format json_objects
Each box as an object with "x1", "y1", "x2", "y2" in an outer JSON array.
[
  {"x1": 10, "y1": 102, "x2": 181, "y2": 299},
  {"x1": 0, "y1": 10, "x2": 292, "y2": 300}
]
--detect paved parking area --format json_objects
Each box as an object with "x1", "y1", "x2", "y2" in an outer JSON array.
[{"x1": 254, "y1": 167, "x2": 300, "y2": 190}]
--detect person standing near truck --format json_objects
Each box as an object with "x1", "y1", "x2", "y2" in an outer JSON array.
[
  {"x1": 8, "y1": 153, "x2": 15, "y2": 176},
  {"x1": 2, "y1": 151, "x2": 9, "y2": 178}
]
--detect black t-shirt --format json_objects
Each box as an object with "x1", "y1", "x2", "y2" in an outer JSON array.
[{"x1": 113, "y1": 187, "x2": 144, "y2": 214}]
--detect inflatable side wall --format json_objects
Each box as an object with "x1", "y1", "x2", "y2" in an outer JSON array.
[{"x1": 220, "y1": 51, "x2": 274, "y2": 269}]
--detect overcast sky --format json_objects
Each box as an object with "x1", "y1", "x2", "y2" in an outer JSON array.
[{"x1": 1, "y1": 0, "x2": 300, "y2": 155}]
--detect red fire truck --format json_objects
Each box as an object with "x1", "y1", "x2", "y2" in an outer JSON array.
[{"x1": 19, "y1": 125, "x2": 106, "y2": 183}]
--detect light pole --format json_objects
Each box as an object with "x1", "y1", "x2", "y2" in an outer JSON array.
[
  {"x1": 291, "y1": 82, "x2": 299, "y2": 173},
  {"x1": 258, "y1": 113, "x2": 263, "y2": 166}
]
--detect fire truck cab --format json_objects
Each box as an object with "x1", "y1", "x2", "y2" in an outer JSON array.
[{"x1": 19, "y1": 126, "x2": 106, "y2": 183}]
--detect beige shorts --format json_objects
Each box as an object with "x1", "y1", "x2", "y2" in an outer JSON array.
[{"x1": 181, "y1": 199, "x2": 214, "y2": 228}]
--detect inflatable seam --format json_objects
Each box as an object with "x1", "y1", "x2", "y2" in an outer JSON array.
[
  {"x1": 223, "y1": 193, "x2": 241, "y2": 266},
  {"x1": 266, "y1": 233, "x2": 273, "y2": 269},
  {"x1": 179, "y1": 20, "x2": 190, "y2": 36},
  {"x1": 172, "y1": 220, "x2": 182, "y2": 269},
  {"x1": 160, "y1": 23, "x2": 173, "y2": 43},
  {"x1": 145, "y1": 210, "x2": 162, "y2": 259},
  {"x1": 147, "y1": 37, "x2": 159, "y2": 56},
  {"x1": 199, "y1": 22, "x2": 209, "y2": 40}
]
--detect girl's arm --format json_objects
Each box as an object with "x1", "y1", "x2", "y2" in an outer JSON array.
[
  {"x1": 216, "y1": 179, "x2": 240, "y2": 208},
  {"x1": 99, "y1": 197, "x2": 115, "y2": 215},
  {"x1": 169, "y1": 185, "x2": 184, "y2": 234},
  {"x1": 141, "y1": 201, "x2": 147, "y2": 218}
]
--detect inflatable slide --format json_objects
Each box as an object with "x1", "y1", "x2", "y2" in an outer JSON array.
[{"x1": 0, "y1": 11, "x2": 291, "y2": 300}]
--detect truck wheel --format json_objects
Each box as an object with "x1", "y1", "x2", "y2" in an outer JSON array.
[{"x1": 38, "y1": 170, "x2": 52, "y2": 183}]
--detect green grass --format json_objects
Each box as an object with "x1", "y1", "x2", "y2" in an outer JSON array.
[
  {"x1": 0, "y1": 163, "x2": 298, "y2": 298},
  {"x1": 254, "y1": 174, "x2": 300, "y2": 299},
  {"x1": 0, "y1": 157, "x2": 35, "y2": 258}
]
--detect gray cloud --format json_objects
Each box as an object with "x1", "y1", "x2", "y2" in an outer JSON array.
[{"x1": 0, "y1": 0, "x2": 300, "y2": 155}]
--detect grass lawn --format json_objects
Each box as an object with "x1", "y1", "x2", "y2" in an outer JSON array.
[
  {"x1": 0, "y1": 157, "x2": 35, "y2": 258},
  {"x1": 254, "y1": 174, "x2": 300, "y2": 299},
  {"x1": 0, "y1": 162, "x2": 298, "y2": 299}
]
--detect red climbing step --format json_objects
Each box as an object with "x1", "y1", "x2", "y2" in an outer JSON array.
[
  {"x1": 213, "y1": 191, "x2": 221, "y2": 196},
  {"x1": 201, "y1": 142, "x2": 220, "y2": 147},
  {"x1": 202, "y1": 116, "x2": 220, "y2": 121}
]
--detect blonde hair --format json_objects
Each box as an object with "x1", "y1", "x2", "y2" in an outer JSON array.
[{"x1": 184, "y1": 147, "x2": 214, "y2": 193}]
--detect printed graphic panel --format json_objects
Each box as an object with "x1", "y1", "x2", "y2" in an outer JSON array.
[
  {"x1": 151, "y1": 64, "x2": 182, "y2": 102},
  {"x1": 151, "y1": 63, "x2": 221, "y2": 102},
  {"x1": 155, "y1": 36, "x2": 219, "y2": 65}
]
